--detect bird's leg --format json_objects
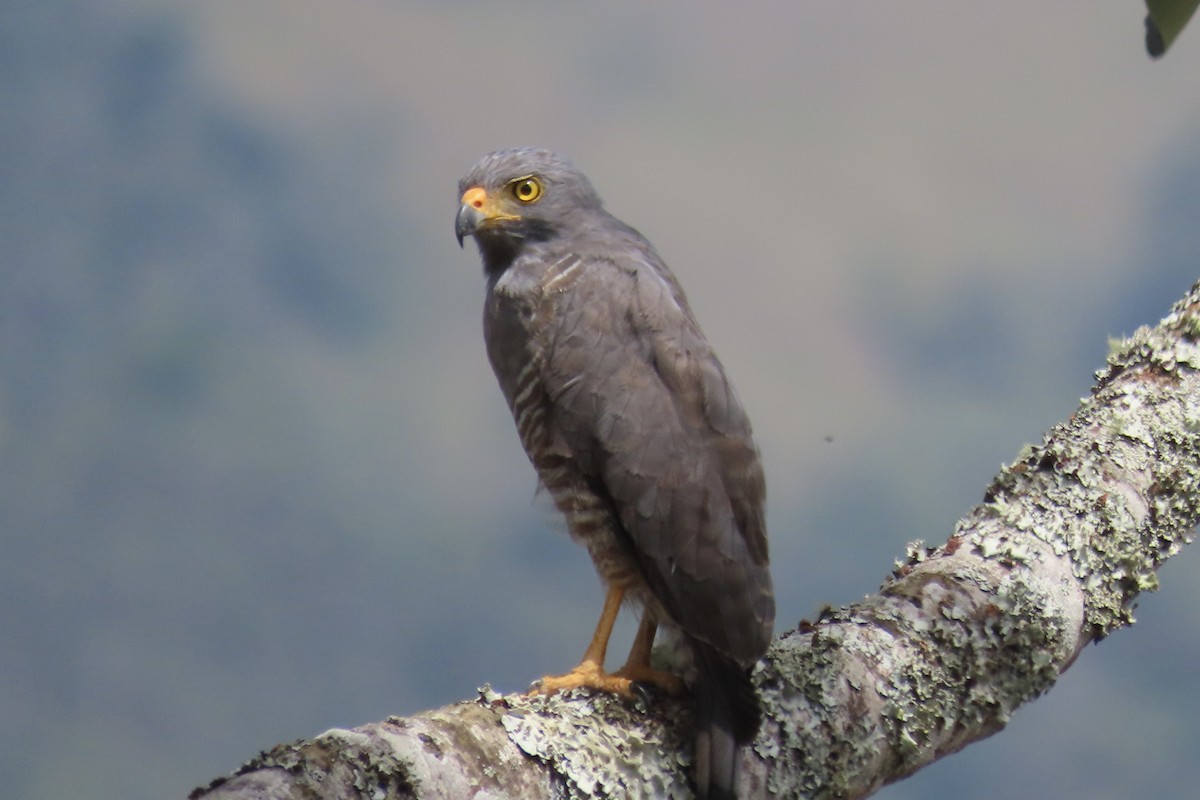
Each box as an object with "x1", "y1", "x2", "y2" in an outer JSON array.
[
  {"x1": 533, "y1": 584, "x2": 637, "y2": 697},
  {"x1": 533, "y1": 587, "x2": 685, "y2": 697},
  {"x1": 535, "y1": 584, "x2": 623, "y2": 694},
  {"x1": 613, "y1": 613, "x2": 685, "y2": 694}
]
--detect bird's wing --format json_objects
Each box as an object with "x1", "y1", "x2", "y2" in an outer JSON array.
[{"x1": 539, "y1": 248, "x2": 774, "y2": 664}]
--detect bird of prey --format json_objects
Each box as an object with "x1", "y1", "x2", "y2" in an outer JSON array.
[{"x1": 455, "y1": 148, "x2": 775, "y2": 799}]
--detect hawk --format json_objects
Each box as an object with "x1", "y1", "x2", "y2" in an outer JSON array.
[{"x1": 455, "y1": 148, "x2": 774, "y2": 799}]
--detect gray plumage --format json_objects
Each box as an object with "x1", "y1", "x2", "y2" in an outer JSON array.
[{"x1": 456, "y1": 148, "x2": 774, "y2": 799}]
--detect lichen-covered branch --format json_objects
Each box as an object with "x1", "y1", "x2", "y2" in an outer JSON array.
[{"x1": 192, "y1": 281, "x2": 1200, "y2": 800}]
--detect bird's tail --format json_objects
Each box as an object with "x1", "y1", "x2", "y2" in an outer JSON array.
[{"x1": 691, "y1": 641, "x2": 760, "y2": 800}]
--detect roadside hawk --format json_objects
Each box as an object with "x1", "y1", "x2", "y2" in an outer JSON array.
[{"x1": 455, "y1": 148, "x2": 775, "y2": 799}]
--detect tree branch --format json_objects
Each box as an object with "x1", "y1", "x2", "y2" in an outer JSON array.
[{"x1": 192, "y1": 281, "x2": 1200, "y2": 800}]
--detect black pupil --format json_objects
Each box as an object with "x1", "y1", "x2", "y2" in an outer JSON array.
[{"x1": 519, "y1": 182, "x2": 534, "y2": 198}]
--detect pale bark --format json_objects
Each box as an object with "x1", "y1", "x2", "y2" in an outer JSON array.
[{"x1": 191, "y1": 281, "x2": 1200, "y2": 800}]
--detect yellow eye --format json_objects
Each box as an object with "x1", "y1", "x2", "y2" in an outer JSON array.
[{"x1": 510, "y1": 176, "x2": 543, "y2": 203}]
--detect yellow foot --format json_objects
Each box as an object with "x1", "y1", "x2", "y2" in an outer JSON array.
[
  {"x1": 531, "y1": 660, "x2": 685, "y2": 698},
  {"x1": 532, "y1": 661, "x2": 637, "y2": 698}
]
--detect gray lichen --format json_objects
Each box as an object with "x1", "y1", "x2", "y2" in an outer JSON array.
[
  {"x1": 736, "y1": 281, "x2": 1200, "y2": 797},
  {"x1": 500, "y1": 688, "x2": 692, "y2": 798},
  {"x1": 976, "y1": 287, "x2": 1200, "y2": 638},
  {"x1": 191, "y1": 729, "x2": 417, "y2": 800}
]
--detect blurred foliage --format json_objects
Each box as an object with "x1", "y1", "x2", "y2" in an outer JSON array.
[{"x1": 1145, "y1": 0, "x2": 1200, "y2": 56}]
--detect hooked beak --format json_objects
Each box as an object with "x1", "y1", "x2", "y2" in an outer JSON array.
[
  {"x1": 455, "y1": 203, "x2": 484, "y2": 248},
  {"x1": 455, "y1": 186, "x2": 518, "y2": 247}
]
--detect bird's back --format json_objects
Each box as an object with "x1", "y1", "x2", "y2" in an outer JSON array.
[{"x1": 484, "y1": 222, "x2": 773, "y2": 661}]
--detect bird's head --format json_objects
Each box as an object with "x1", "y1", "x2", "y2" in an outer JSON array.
[{"x1": 455, "y1": 148, "x2": 603, "y2": 263}]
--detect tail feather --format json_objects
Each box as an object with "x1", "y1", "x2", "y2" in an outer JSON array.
[{"x1": 691, "y1": 641, "x2": 760, "y2": 800}]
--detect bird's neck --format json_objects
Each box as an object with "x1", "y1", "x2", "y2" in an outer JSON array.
[{"x1": 476, "y1": 238, "x2": 520, "y2": 278}]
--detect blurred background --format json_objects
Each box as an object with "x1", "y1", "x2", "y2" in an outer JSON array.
[{"x1": 4, "y1": 2, "x2": 1200, "y2": 798}]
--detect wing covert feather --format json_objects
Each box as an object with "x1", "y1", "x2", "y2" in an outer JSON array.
[{"x1": 539, "y1": 252, "x2": 773, "y2": 662}]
